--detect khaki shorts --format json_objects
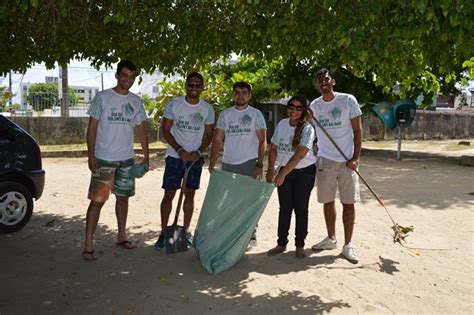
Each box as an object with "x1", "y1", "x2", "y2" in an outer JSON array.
[
  {"x1": 316, "y1": 157, "x2": 360, "y2": 204},
  {"x1": 87, "y1": 158, "x2": 135, "y2": 202}
]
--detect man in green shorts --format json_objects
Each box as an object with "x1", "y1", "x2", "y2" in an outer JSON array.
[{"x1": 82, "y1": 60, "x2": 149, "y2": 261}]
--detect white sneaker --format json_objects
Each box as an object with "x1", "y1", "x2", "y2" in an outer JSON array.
[
  {"x1": 311, "y1": 237, "x2": 337, "y2": 251},
  {"x1": 342, "y1": 243, "x2": 359, "y2": 264}
]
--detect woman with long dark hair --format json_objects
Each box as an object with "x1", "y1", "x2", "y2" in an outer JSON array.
[{"x1": 266, "y1": 96, "x2": 316, "y2": 258}]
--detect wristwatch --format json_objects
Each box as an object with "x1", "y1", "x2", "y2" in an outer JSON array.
[{"x1": 255, "y1": 162, "x2": 264, "y2": 168}]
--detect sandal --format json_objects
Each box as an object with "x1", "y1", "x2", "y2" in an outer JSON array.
[
  {"x1": 82, "y1": 250, "x2": 97, "y2": 261},
  {"x1": 115, "y1": 240, "x2": 137, "y2": 250}
]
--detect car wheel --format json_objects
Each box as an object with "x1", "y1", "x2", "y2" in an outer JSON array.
[{"x1": 0, "y1": 182, "x2": 34, "y2": 233}]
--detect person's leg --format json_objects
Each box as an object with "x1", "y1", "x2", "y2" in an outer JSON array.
[
  {"x1": 338, "y1": 164, "x2": 360, "y2": 245},
  {"x1": 112, "y1": 160, "x2": 136, "y2": 247},
  {"x1": 276, "y1": 170, "x2": 294, "y2": 248},
  {"x1": 84, "y1": 159, "x2": 117, "y2": 259},
  {"x1": 338, "y1": 164, "x2": 359, "y2": 263},
  {"x1": 342, "y1": 203, "x2": 355, "y2": 245},
  {"x1": 161, "y1": 156, "x2": 184, "y2": 229},
  {"x1": 84, "y1": 200, "x2": 105, "y2": 258},
  {"x1": 115, "y1": 195, "x2": 133, "y2": 245},
  {"x1": 160, "y1": 190, "x2": 177, "y2": 229},
  {"x1": 293, "y1": 165, "x2": 316, "y2": 248},
  {"x1": 323, "y1": 201, "x2": 337, "y2": 239},
  {"x1": 183, "y1": 158, "x2": 204, "y2": 230},
  {"x1": 315, "y1": 157, "x2": 338, "y2": 241}
]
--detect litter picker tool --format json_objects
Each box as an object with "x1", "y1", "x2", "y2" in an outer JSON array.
[
  {"x1": 164, "y1": 160, "x2": 195, "y2": 254},
  {"x1": 312, "y1": 115, "x2": 413, "y2": 244}
]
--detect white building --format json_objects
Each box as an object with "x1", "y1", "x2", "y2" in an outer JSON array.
[
  {"x1": 72, "y1": 85, "x2": 99, "y2": 104},
  {"x1": 140, "y1": 71, "x2": 181, "y2": 99}
]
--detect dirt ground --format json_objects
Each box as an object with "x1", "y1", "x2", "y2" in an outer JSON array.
[{"x1": 1, "y1": 150, "x2": 473, "y2": 314}]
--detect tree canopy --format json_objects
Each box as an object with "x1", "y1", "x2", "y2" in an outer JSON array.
[{"x1": 1, "y1": 1, "x2": 472, "y2": 102}]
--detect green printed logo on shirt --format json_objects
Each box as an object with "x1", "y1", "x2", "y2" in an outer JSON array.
[
  {"x1": 124, "y1": 103, "x2": 135, "y2": 115},
  {"x1": 238, "y1": 114, "x2": 252, "y2": 126},
  {"x1": 175, "y1": 113, "x2": 204, "y2": 133},
  {"x1": 108, "y1": 106, "x2": 133, "y2": 124},
  {"x1": 278, "y1": 136, "x2": 294, "y2": 154},
  {"x1": 190, "y1": 112, "x2": 204, "y2": 125},
  {"x1": 226, "y1": 114, "x2": 253, "y2": 136},
  {"x1": 330, "y1": 107, "x2": 342, "y2": 120}
]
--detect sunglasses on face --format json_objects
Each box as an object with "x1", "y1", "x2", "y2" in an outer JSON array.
[
  {"x1": 187, "y1": 82, "x2": 203, "y2": 88},
  {"x1": 287, "y1": 103, "x2": 304, "y2": 111}
]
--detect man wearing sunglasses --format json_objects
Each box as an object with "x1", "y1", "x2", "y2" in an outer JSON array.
[
  {"x1": 155, "y1": 72, "x2": 215, "y2": 250},
  {"x1": 309, "y1": 68, "x2": 362, "y2": 264},
  {"x1": 209, "y1": 81, "x2": 267, "y2": 247}
]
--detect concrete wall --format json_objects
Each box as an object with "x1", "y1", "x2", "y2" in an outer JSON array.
[
  {"x1": 8, "y1": 117, "x2": 158, "y2": 145},
  {"x1": 5, "y1": 110, "x2": 472, "y2": 145},
  {"x1": 362, "y1": 110, "x2": 473, "y2": 140}
]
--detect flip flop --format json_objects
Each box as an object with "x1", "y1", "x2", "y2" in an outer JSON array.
[
  {"x1": 115, "y1": 240, "x2": 137, "y2": 250},
  {"x1": 82, "y1": 250, "x2": 97, "y2": 261}
]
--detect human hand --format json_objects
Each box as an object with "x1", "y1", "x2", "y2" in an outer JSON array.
[
  {"x1": 265, "y1": 170, "x2": 275, "y2": 183},
  {"x1": 88, "y1": 156, "x2": 99, "y2": 173},
  {"x1": 346, "y1": 159, "x2": 359, "y2": 171},
  {"x1": 178, "y1": 150, "x2": 191, "y2": 161},
  {"x1": 208, "y1": 162, "x2": 215, "y2": 173},
  {"x1": 189, "y1": 151, "x2": 201, "y2": 161},
  {"x1": 253, "y1": 167, "x2": 263, "y2": 180},
  {"x1": 274, "y1": 173, "x2": 285, "y2": 187}
]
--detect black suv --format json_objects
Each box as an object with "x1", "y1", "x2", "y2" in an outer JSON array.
[{"x1": 0, "y1": 115, "x2": 45, "y2": 233}]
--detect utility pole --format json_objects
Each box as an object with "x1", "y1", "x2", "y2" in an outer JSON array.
[
  {"x1": 9, "y1": 71, "x2": 12, "y2": 106},
  {"x1": 59, "y1": 65, "x2": 69, "y2": 117},
  {"x1": 101, "y1": 72, "x2": 104, "y2": 91}
]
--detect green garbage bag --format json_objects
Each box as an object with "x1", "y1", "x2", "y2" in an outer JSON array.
[{"x1": 194, "y1": 170, "x2": 275, "y2": 275}]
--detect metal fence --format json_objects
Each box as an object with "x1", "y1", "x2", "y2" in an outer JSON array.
[{"x1": 13, "y1": 91, "x2": 90, "y2": 117}]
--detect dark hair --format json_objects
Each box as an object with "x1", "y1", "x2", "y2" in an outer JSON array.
[
  {"x1": 233, "y1": 81, "x2": 252, "y2": 93},
  {"x1": 315, "y1": 68, "x2": 334, "y2": 80},
  {"x1": 186, "y1": 72, "x2": 204, "y2": 83},
  {"x1": 116, "y1": 60, "x2": 137, "y2": 75},
  {"x1": 287, "y1": 95, "x2": 313, "y2": 150}
]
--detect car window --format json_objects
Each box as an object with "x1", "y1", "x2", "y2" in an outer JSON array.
[{"x1": 0, "y1": 125, "x2": 15, "y2": 143}]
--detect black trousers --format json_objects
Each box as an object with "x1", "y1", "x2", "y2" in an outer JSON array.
[{"x1": 276, "y1": 164, "x2": 316, "y2": 248}]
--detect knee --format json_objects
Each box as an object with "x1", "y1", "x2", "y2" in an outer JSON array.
[
  {"x1": 184, "y1": 190, "x2": 195, "y2": 200},
  {"x1": 89, "y1": 201, "x2": 105, "y2": 211},
  {"x1": 116, "y1": 196, "x2": 129, "y2": 206},
  {"x1": 162, "y1": 191, "x2": 176, "y2": 202}
]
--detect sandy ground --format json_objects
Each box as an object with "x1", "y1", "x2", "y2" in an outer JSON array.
[{"x1": 1, "y1": 150, "x2": 473, "y2": 314}]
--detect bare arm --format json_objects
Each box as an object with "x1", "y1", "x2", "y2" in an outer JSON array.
[
  {"x1": 209, "y1": 128, "x2": 224, "y2": 172},
  {"x1": 189, "y1": 123, "x2": 215, "y2": 162},
  {"x1": 347, "y1": 115, "x2": 362, "y2": 170},
  {"x1": 86, "y1": 117, "x2": 99, "y2": 173},
  {"x1": 265, "y1": 143, "x2": 278, "y2": 183},
  {"x1": 162, "y1": 117, "x2": 189, "y2": 160},
  {"x1": 253, "y1": 128, "x2": 267, "y2": 179},
  {"x1": 136, "y1": 122, "x2": 150, "y2": 167},
  {"x1": 274, "y1": 146, "x2": 310, "y2": 187}
]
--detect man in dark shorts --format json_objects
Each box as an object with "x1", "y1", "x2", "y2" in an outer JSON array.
[{"x1": 155, "y1": 72, "x2": 215, "y2": 250}]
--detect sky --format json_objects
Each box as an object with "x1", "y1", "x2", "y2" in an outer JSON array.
[{"x1": 0, "y1": 60, "x2": 145, "y2": 104}]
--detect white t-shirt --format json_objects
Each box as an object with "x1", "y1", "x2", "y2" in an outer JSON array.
[
  {"x1": 310, "y1": 93, "x2": 362, "y2": 162},
  {"x1": 216, "y1": 106, "x2": 267, "y2": 164},
  {"x1": 163, "y1": 96, "x2": 215, "y2": 158},
  {"x1": 87, "y1": 88, "x2": 147, "y2": 161},
  {"x1": 271, "y1": 118, "x2": 316, "y2": 169}
]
